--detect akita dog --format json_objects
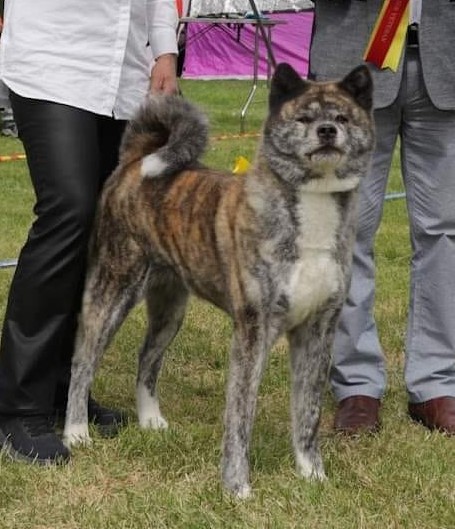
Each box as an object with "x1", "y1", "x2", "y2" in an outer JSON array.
[{"x1": 64, "y1": 63, "x2": 375, "y2": 498}]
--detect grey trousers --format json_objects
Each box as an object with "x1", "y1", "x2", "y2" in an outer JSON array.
[{"x1": 331, "y1": 47, "x2": 455, "y2": 404}]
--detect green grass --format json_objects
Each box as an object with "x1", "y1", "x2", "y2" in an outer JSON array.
[{"x1": 0, "y1": 81, "x2": 454, "y2": 529}]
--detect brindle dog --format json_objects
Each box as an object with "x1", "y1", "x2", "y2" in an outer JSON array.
[{"x1": 64, "y1": 63, "x2": 375, "y2": 499}]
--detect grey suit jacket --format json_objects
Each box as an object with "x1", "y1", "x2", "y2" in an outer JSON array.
[{"x1": 309, "y1": 0, "x2": 455, "y2": 110}]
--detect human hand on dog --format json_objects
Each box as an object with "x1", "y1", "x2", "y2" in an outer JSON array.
[{"x1": 150, "y1": 53, "x2": 178, "y2": 95}]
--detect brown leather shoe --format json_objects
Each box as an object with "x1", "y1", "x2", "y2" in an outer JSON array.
[
  {"x1": 408, "y1": 396, "x2": 455, "y2": 435},
  {"x1": 334, "y1": 396, "x2": 381, "y2": 434}
]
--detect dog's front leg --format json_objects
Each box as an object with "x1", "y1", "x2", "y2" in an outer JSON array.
[
  {"x1": 288, "y1": 310, "x2": 340, "y2": 482},
  {"x1": 222, "y1": 319, "x2": 274, "y2": 500}
]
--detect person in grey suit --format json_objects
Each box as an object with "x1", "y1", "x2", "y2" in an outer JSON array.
[{"x1": 310, "y1": 0, "x2": 455, "y2": 434}]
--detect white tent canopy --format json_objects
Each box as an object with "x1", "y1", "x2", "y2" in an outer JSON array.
[{"x1": 188, "y1": 0, "x2": 314, "y2": 16}]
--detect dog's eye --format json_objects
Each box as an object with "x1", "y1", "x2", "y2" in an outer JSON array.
[
  {"x1": 335, "y1": 114, "x2": 349, "y2": 124},
  {"x1": 297, "y1": 115, "x2": 313, "y2": 124}
]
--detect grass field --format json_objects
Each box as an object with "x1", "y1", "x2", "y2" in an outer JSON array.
[{"x1": 0, "y1": 80, "x2": 453, "y2": 529}]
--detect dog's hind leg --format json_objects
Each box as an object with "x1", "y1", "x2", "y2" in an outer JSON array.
[
  {"x1": 136, "y1": 271, "x2": 189, "y2": 430},
  {"x1": 288, "y1": 309, "x2": 340, "y2": 482},
  {"x1": 63, "y1": 257, "x2": 148, "y2": 447}
]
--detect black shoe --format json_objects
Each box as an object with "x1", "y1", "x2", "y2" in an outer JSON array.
[
  {"x1": 54, "y1": 397, "x2": 128, "y2": 438},
  {"x1": 0, "y1": 414, "x2": 70, "y2": 465},
  {"x1": 87, "y1": 397, "x2": 128, "y2": 438}
]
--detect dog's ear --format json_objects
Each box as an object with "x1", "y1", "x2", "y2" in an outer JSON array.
[
  {"x1": 269, "y1": 63, "x2": 309, "y2": 113},
  {"x1": 338, "y1": 65, "x2": 373, "y2": 112}
]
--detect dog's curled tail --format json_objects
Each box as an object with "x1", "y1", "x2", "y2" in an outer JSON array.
[{"x1": 120, "y1": 94, "x2": 209, "y2": 178}]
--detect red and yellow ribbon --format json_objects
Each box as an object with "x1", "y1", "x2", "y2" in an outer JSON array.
[{"x1": 364, "y1": 0, "x2": 410, "y2": 72}]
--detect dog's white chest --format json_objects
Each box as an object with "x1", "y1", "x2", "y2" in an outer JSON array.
[{"x1": 286, "y1": 193, "x2": 342, "y2": 327}]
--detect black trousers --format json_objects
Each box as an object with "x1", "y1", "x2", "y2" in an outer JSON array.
[{"x1": 0, "y1": 93, "x2": 126, "y2": 415}]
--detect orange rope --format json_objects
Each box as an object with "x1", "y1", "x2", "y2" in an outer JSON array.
[
  {"x1": 175, "y1": 0, "x2": 183, "y2": 17},
  {"x1": 0, "y1": 153, "x2": 26, "y2": 163},
  {"x1": 211, "y1": 132, "x2": 260, "y2": 142}
]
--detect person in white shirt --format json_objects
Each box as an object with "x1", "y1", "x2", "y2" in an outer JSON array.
[{"x1": 0, "y1": 0, "x2": 179, "y2": 464}]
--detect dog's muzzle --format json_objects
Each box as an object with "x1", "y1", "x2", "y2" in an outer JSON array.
[{"x1": 317, "y1": 123, "x2": 337, "y2": 145}]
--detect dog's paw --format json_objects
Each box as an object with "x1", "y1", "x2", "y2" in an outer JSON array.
[
  {"x1": 233, "y1": 484, "x2": 252, "y2": 500},
  {"x1": 139, "y1": 414, "x2": 169, "y2": 431},
  {"x1": 222, "y1": 480, "x2": 252, "y2": 500},
  {"x1": 136, "y1": 386, "x2": 169, "y2": 430},
  {"x1": 296, "y1": 451, "x2": 327, "y2": 481},
  {"x1": 63, "y1": 424, "x2": 92, "y2": 448},
  {"x1": 222, "y1": 466, "x2": 252, "y2": 500}
]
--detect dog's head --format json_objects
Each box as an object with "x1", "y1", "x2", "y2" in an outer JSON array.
[{"x1": 262, "y1": 63, "x2": 375, "y2": 192}]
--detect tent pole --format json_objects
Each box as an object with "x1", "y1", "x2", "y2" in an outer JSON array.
[{"x1": 247, "y1": 0, "x2": 277, "y2": 68}]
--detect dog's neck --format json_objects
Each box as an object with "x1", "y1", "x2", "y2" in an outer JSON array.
[{"x1": 246, "y1": 155, "x2": 359, "y2": 209}]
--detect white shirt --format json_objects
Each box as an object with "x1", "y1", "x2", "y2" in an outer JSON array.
[{"x1": 0, "y1": 0, "x2": 178, "y2": 119}]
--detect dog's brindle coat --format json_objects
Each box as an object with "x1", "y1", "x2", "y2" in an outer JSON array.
[{"x1": 64, "y1": 63, "x2": 374, "y2": 498}]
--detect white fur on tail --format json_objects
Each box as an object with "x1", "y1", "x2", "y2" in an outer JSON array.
[{"x1": 140, "y1": 153, "x2": 169, "y2": 178}]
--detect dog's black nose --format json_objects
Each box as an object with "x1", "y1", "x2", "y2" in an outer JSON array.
[{"x1": 317, "y1": 124, "x2": 337, "y2": 143}]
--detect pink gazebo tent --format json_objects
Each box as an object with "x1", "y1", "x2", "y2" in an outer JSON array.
[{"x1": 180, "y1": 1, "x2": 314, "y2": 79}]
